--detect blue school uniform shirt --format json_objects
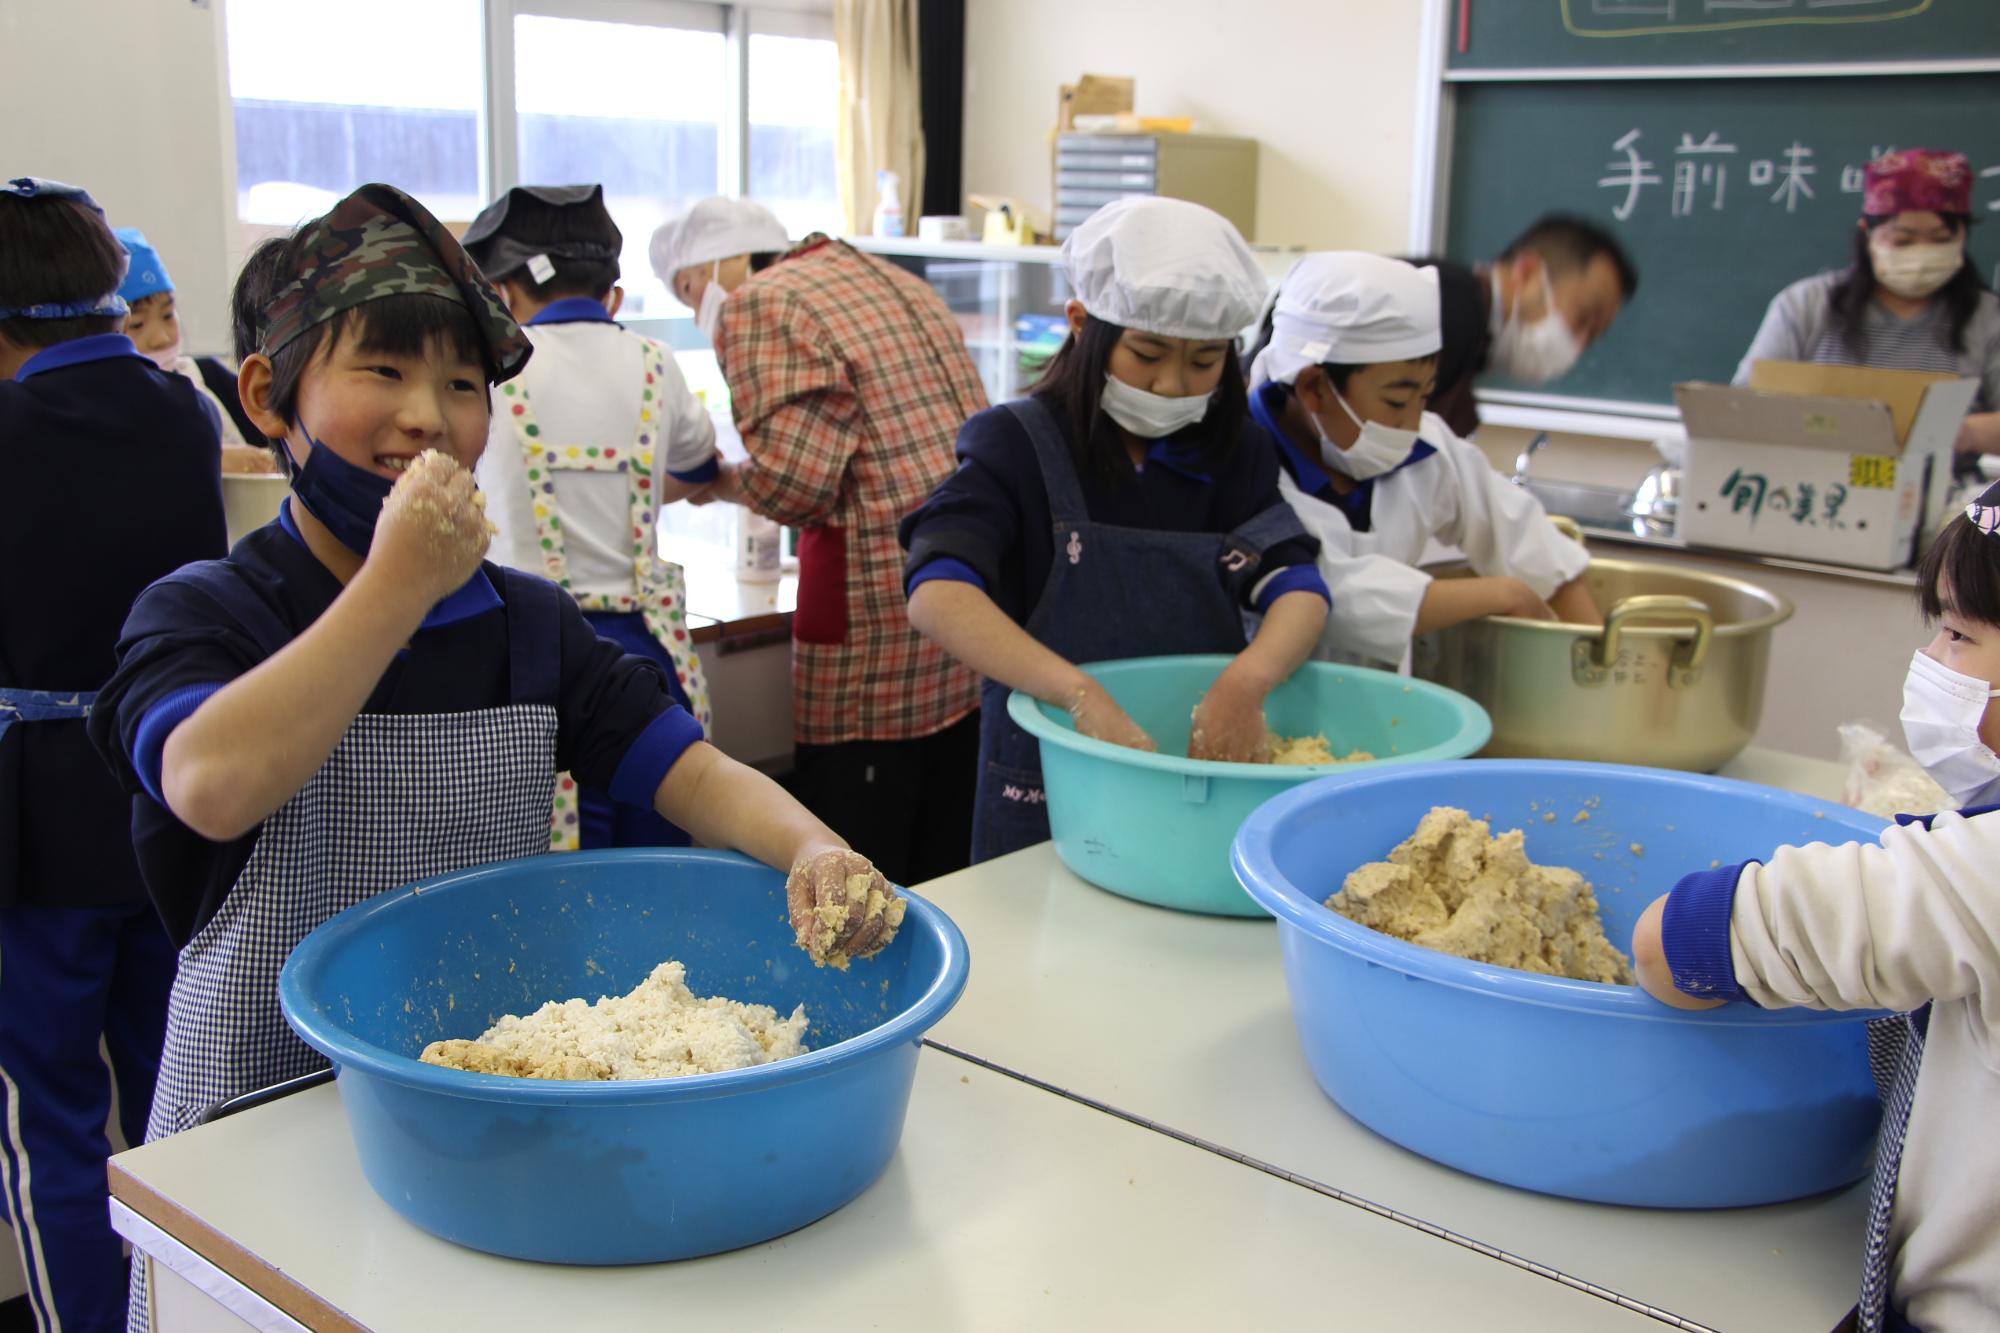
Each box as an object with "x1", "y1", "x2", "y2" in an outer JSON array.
[
  {"x1": 89, "y1": 500, "x2": 703, "y2": 947},
  {"x1": 1, "y1": 333, "x2": 225, "y2": 911},
  {"x1": 897, "y1": 396, "x2": 1325, "y2": 623}
]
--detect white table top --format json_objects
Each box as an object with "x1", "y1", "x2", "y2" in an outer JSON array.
[
  {"x1": 915, "y1": 747, "x2": 1865, "y2": 1333},
  {"x1": 110, "y1": 1050, "x2": 1662, "y2": 1333}
]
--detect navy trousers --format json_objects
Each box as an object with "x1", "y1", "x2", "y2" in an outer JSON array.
[{"x1": 0, "y1": 904, "x2": 175, "y2": 1333}]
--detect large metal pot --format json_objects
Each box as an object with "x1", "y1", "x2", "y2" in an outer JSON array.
[{"x1": 1410, "y1": 556, "x2": 1793, "y2": 772}]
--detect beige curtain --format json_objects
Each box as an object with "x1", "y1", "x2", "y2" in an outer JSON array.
[{"x1": 834, "y1": 0, "x2": 925, "y2": 234}]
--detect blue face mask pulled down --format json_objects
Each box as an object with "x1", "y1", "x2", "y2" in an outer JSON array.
[{"x1": 280, "y1": 424, "x2": 395, "y2": 555}]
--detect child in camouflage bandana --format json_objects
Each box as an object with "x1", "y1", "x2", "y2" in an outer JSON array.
[{"x1": 88, "y1": 190, "x2": 905, "y2": 1293}]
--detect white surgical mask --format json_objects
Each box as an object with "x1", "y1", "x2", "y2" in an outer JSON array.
[
  {"x1": 1870, "y1": 240, "x2": 1964, "y2": 302},
  {"x1": 1099, "y1": 375, "x2": 1212, "y2": 440},
  {"x1": 695, "y1": 262, "x2": 728, "y2": 344},
  {"x1": 1900, "y1": 649, "x2": 2000, "y2": 807},
  {"x1": 1490, "y1": 269, "x2": 1582, "y2": 385},
  {"x1": 1315, "y1": 386, "x2": 1420, "y2": 481}
]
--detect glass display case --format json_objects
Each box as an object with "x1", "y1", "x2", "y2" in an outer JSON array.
[{"x1": 847, "y1": 237, "x2": 1075, "y2": 406}]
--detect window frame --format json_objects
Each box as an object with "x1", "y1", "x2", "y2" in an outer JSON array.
[{"x1": 478, "y1": 0, "x2": 831, "y2": 205}]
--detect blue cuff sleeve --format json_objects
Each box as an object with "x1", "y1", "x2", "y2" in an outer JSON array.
[
  {"x1": 906, "y1": 556, "x2": 986, "y2": 596},
  {"x1": 668, "y1": 456, "x2": 722, "y2": 485},
  {"x1": 1253, "y1": 564, "x2": 1331, "y2": 614},
  {"x1": 133, "y1": 684, "x2": 223, "y2": 806},
  {"x1": 1660, "y1": 860, "x2": 1760, "y2": 1004},
  {"x1": 608, "y1": 706, "x2": 706, "y2": 809}
]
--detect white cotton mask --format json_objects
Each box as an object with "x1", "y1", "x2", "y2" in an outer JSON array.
[
  {"x1": 1099, "y1": 375, "x2": 1213, "y2": 440},
  {"x1": 1316, "y1": 386, "x2": 1420, "y2": 481},
  {"x1": 1870, "y1": 241, "x2": 1964, "y2": 301},
  {"x1": 695, "y1": 263, "x2": 728, "y2": 344},
  {"x1": 1900, "y1": 649, "x2": 2000, "y2": 807},
  {"x1": 1490, "y1": 269, "x2": 1582, "y2": 385}
]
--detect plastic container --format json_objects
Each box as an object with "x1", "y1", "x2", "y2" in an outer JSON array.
[
  {"x1": 871, "y1": 170, "x2": 905, "y2": 238},
  {"x1": 1231, "y1": 759, "x2": 1887, "y2": 1208},
  {"x1": 280, "y1": 849, "x2": 968, "y2": 1263},
  {"x1": 1007, "y1": 656, "x2": 1491, "y2": 916},
  {"x1": 734, "y1": 506, "x2": 782, "y2": 582}
]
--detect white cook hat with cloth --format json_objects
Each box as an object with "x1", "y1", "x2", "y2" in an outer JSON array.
[
  {"x1": 1249, "y1": 251, "x2": 1441, "y2": 389},
  {"x1": 648, "y1": 197, "x2": 792, "y2": 297},
  {"x1": 1060, "y1": 197, "x2": 1267, "y2": 341}
]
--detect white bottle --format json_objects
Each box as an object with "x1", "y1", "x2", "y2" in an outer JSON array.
[
  {"x1": 735, "y1": 507, "x2": 782, "y2": 582},
  {"x1": 872, "y1": 170, "x2": 905, "y2": 238}
]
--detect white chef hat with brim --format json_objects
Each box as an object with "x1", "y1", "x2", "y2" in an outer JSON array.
[
  {"x1": 648, "y1": 197, "x2": 792, "y2": 302},
  {"x1": 1249, "y1": 251, "x2": 1442, "y2": 390},
  {"x1": 1060, "y1": 197, "x2": 1268, "y2": 342}
]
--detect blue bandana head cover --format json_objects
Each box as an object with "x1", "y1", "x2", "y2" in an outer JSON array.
[
  {"x1": 114, "y1": 227, "x2": 173, "y2": 304},
  {"x1": 0, "y1": 178, "x2": 130, "y2": 320}
]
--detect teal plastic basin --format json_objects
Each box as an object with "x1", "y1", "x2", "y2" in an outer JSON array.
[{"x1": 1007, "y1": 655, "x2": 1491, "y2": 915}]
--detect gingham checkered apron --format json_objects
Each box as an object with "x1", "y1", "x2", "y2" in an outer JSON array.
[
  {"x1": 128, "y1": 571, "x2": 562, "y2": 1333},
  {"x1": 1856, "y1": 1008, "x2": 1928, "y2": 1333}
]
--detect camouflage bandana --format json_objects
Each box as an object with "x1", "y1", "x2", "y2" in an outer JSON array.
[{"x1": 256, "y1": 182, "x2": 532, "y2": 383}]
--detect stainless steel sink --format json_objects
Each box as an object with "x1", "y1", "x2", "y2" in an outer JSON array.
[{"x1": 1517, "y1": 477, "x2": 1640, "y2": 531}]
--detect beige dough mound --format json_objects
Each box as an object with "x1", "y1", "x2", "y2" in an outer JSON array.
[
  {"x1": 419, "y1": 960, "x2": 808, "y2": 1080},
  {"x1": 1325, "y1": 807, "x2": 1634, "y2": 985},
  {"x1": 1266, "y1": 732, "x2": 1375, "y2": 766}
]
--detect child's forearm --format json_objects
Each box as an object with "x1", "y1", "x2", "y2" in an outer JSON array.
[
  {"x1": 1548, "y1": 577, "x2": 1602, "y2": 627},
  {"x1": 1222, "y1": 589, "x2": 1326, "y2": 694},
  {"x1": 1414, "y1": 576, "x2": 1554, "y2": 634},
  {"x1": 908, "y1": 579, "x2": 1090, "y2": 706},
  {"x1": 160, "y1": 565, "x2": 432, "y2": 840},
  {"x1": 653, "y1": 742, "x2": 843, "y2": 870}
]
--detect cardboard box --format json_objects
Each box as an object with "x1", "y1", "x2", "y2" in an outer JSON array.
[{"x1": 1674, "y1": 361, "x2": 1978, "y2": 571}]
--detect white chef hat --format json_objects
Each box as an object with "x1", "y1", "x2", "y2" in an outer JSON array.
[
  {"x1": 1248, "y1": 251, "x2": 1441, "y2": 389},
  {"x1": 1060, "y1": 197, "x2": 1267, "y2": 342},
  {"x1": 648, "y1": 197, "x2": 792, "y2": 296}
]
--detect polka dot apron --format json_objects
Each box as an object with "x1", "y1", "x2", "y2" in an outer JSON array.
[{"x1": 497, "y1": 338, "x2": 712, "y2": 851}]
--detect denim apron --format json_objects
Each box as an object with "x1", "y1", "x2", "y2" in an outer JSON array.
[{"x1": 971, "y1": 397, "x2": 1309, "y2": 862}]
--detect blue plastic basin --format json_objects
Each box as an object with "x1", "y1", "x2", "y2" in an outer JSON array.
[
  {"x1": 280, "y1": 849, "x2": 969, "y2": 1263},
  {"x1": 1231, "y1": 760, "x2": 1886, "y2": 1208},
  {"x1": 1009, "y1": 655, "x2": 1491, "y2": 916}
]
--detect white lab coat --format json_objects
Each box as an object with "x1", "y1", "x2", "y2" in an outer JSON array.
[
  {"x1": 478, "y1": 318, "x2": 714, "y2": 599},
  {"x1": 1278, "y1": 411, "x2": 1590, "y2": 667}
]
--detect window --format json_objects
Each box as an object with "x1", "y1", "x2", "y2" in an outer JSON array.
[
  {"x1": 224, "y1": 0, "x2": 838, "y2": 559},
  {"x1": 227, "y1": 0, "x2": 484, "y2": 234},
  {"x1": 748, "y1": 27, "x2": 843, "y2": 239},
  {"x1": 511, "y1": 9, "x2": 728, "y2": 322}
]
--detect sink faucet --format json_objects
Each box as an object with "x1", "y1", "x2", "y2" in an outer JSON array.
[{"x1": 1511, "y1": 431, "x2": 1551, "y2": 485}]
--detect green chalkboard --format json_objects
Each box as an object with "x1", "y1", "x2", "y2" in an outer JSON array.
[
  {"x1": 1448, "y1": 0, "x2": 1999, "y2": 72},
  {"x1": 1443, "y1": 73, "x2": 2000, "y2": 407}
]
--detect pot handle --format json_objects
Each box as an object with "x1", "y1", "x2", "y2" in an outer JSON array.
[
  {"x1": 1548, "y1": 514, "x2": 1586, "y2": 546},
  {"x1": 1580, "y1": 594, "x2": 1714, "y2": 688}
]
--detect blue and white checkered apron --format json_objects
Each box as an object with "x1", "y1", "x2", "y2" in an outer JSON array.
[
  {"x1": 129, "y1": 573, "x2": 562, "y2": 1333},
  {"x1": 1856, "y1": 1009, "x2": 1928, "y2": 1333}
]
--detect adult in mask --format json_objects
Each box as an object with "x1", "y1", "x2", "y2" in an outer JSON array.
[
  {"x1": 1735, "y1": 149, "x2": 2000, "y2": 457},
  {"x1": 900, "y1": 197, "x2": 1330, "y2": 862},
  {"x1": 1251, "y1": 215, "x2": 1637, "y2": 438},
  {"x1": 1248, "y1": 252, "x2": 1600, "y2": 670},
  {"x1": 649, "y1": 197, "x2": 987, "y2": 889}
]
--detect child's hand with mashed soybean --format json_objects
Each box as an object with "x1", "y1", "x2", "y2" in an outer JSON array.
[{"x1": 372, "y1": 449, "x2": 493, "y2": 603}]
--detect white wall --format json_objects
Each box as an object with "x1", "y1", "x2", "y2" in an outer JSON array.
[
  {"x1": 960, "y1": 0, "x2": 1429, "y2": 251},
  {"x1": 0, "y1": 0, "x2": 239, "y2": 355}
]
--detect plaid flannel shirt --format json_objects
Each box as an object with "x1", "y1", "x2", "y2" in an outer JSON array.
[{"x1": 717, "y1": 236, "x2": 985, "y2": 744}]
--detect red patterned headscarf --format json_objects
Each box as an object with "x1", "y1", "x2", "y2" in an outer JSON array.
[{"x1": 1863, "y1": 150, "x2": 1973, "y2": 219}]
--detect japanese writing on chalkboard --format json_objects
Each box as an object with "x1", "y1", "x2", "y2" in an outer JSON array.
[
  {"x1": 1599, "y1": 133, "x2": 2000, "y2": 223},
  {"x1": 1566, "y1": 0, "x2": 1932, "y2": 39},
  {"x1": 1720, "y1": 469, "x2": 1851, "y2": 528}
]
